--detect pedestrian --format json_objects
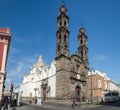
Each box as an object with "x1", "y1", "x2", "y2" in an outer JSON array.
[
  {"x1": 1, "y1": 97, "x2": 5, "y2": 110},
  {"x1": 87, "y1": 99, "x2": 90, "y2": 104},
  {"x1": 11, "y1": 100, "x2": 16, "y2": 110},
  {"x1": 4, "y1": 101, "x2": 8, "y2": 110},
  {"x1": 72, "y1": 99, "x2": 77, "y2": 109}
]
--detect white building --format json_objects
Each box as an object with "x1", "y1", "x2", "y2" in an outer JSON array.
[
  {"x1": 19, "y1": 55, "x2": 56, "y2": 102},
  {"x1": 108, "y1": 80, "x2": 118, "y2": 92}
]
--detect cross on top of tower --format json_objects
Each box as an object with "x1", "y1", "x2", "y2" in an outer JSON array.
[{"x1": 61, "y1": 0, "x2": 65, "y2": 6}]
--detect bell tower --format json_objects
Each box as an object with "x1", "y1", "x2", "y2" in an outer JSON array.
[
  {"x1": 78, "y1": 27, "x2": 89, "y2": 67},
  {"x1": 56, "y1": 5, "x2": 70, "y2": 58},
  {"x1": 55, "y1": 5, "x2": 71, "y2": 99}
]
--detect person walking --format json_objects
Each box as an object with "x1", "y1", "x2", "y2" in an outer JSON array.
[{"x1": 72, "y1": 99, "x2": 77, "y2": 109}]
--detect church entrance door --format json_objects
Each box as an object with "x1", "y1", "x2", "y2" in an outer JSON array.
[{"x1": 75, "y1": 86, "x2": 81, "y2": 102}]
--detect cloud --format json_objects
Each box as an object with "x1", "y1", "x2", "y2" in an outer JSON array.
[
  {"x1": 7, "y1": 46, "x2": 20, "y2": 64},
  {"x1": 10, "y1": 46, "x2": 20, "y2": 54},
  {"x1": 6, "y1": 61, "x2": 25, "y2": 88},
  {"x1": 6, "y1": 55, "x2": 38, "y2": 89},
  {"x1": 13, "y1": 35, "x2": 25, "y2": 44},
  {"x1": 22, "y1": 56, "x2": 37, "y2": 64},
  {"x1": 94, "y1": 55, "x2": 107, "y2": 62},
  {"x1": 34, "y1": 33, "x2": 44, "y2": 44}
]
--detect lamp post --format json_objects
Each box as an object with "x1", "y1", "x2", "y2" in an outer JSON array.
[
  {"x1": 90, "y1": 70, "x2": 93, "y2": 104},
  {"x1": 10, "y1": 81, "x2": 14, "y2": 107}
]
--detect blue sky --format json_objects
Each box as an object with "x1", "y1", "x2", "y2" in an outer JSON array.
[{"x1": 0, "y1": 0, "x2": 120, "y2": 89}]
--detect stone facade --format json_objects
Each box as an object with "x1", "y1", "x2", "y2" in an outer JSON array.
[{"x1": 55, "y1": 5, "x2": 89, "y2": 103}]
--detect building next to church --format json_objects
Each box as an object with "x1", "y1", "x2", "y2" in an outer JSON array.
[
  {"x1": 88, "y1": 70, "x2": 120, "y2": 103},
  {"x1": 18, "y1": 56, "x2": 56, "y2": 104},
  {"x1": 0, "y1": 28, "x2": 11, "y2": 101},
  {"x1": 18, "y1": 5, "x2": 89, "y2": 104}
]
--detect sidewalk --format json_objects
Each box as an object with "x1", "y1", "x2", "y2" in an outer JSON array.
[
  {"x1": 40, "y1": 103, "x2": 101, "y2": 110},
  {"x1": 8, "y1": 103, "x2": 101, "y2": 110},
  {"x1": 41, "y1": 103, "x2": 101, "y2": 110},
  {"x1": 8, "y1": 106, "x2": 21, "y2": 110}
]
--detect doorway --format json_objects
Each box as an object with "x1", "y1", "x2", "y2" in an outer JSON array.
[{"x1": 75, "y1": 86, "x2": 81, "y2": 102}]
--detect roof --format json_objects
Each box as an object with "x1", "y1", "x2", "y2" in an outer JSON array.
[{"x1": 0, "y1": 28, "x2": 10, "y2": 34}]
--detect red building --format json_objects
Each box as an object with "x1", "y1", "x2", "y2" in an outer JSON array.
[{"x1": 0, "y1": 28, "x2": 11, "y2": 101}]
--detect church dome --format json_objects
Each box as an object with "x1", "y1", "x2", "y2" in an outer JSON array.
[
  {"x1": 60, "y1": 5, "x2": 67, "y2": 13},
  {"x1": 33, "y1": 55, "x2": 46, "y2": 67}
]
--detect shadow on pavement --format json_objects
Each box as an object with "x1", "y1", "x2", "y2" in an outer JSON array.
[{"x1": 97, "y1": 100, "x2": 120, "y2": 107}]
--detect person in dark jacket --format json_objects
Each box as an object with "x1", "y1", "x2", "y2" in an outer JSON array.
[{"x1": 72, "y1": 99, "x2": 77, "y2": 109}]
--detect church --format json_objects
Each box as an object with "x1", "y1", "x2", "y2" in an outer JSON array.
[
  {"x1": 55, "y1": 5, "x2": 89, "y2": 102},
  {"x1": 19, "y1": 4, "x2": 89, "y2": 104}
]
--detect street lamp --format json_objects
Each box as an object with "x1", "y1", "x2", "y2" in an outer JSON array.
[{"x1": 90, "y1": 69, "x2": 93, "y2": 104}]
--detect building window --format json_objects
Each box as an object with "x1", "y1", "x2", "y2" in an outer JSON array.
[
  {"x1": 64, "y1": 21, "x2": 66, "y2": 26},
  {"x1": 98, "y1": 79, "x2": 101, "y2": 89},
  {"x1": 77, "y1": 74, "x2": 80, "y2": 79},
  {"x1": 81, "y1": 51, "x2": 83, "y2": 58},
  {"x1": 84, "y1": 39, "x2": 87, "y2": 45},
  {"x1": 30, "y1": 93, "x2": 32, "y2": 97},
  {"x1": 58, "y1": 45, "x2": 60, "y2": 50},
  {"x1": 59, "y1": 21, "x2": 62, "y2": 26},
  {"x1": 64, "y1": 35, "x2": 66, "y2": 42},
  {"x1": 64, "y1": 45, "x2": 67, "y2": 49},
  {"x1": 81, "y1": 40, "x2": 83, "y2": 44},
  {"x1": 31, "y1": 77, "x2": 34, "y2": 81},
  {"x1": 59, "y1": 35, "x2": 61, "y2": 43},
  {"x1": 82, "y1": 72, "x2": 85, "y2": 79},
  {"x1": 5, "y1": 38, "x2": 8, "y2": 40}
]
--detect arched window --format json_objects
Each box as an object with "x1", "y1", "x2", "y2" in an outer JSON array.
[
  {"x1": 84, "y1": 39, "x2": 86, "y2": 44},
  {"x1": 81, "y1": 40, "x2": 83, "y2": 44},
  {"x1": 64, "y1": 21, "x2": 66, "y2": 26},
  {"x1": 59, "y1": 21, "x2": 62, "y2": 26},
  {"x1": 81, "y1": 51, "x2": 83, "y2": 58},
  {"x1": 5, "y1": 37, "x2": 8, "y2": 40},
  {"x1": 58, "y1": 46, "x2": 60, "y2": 50},
  {"x1": 64, "y1": 45, "x2": 67, "y2": 49},
  {"x1": 75, "y1": 86, "x2": 81, "y2": 102},
  {"x1": 59, "y1": 35, "x2": 61, "y2": 43},
  {"x1": 85, "y1": 51, "x2": 87, "y2": 57},
  {"x1": 64, "y1": 35, "x2": 66, "y2": 42},
  {"x1": 98, "y1": 79, "x2": 101, "y2": 89}
]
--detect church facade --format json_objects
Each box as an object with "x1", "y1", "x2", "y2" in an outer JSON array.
[
  {"x1": 19, "y1": 5, "x2": 89, "y2": 104},
  {"x1": 55, "y1": 5, "x2": 89, "y2": 102},
  {"x1": 19, "y1": 56, "x2": 56, "y2": 102}
]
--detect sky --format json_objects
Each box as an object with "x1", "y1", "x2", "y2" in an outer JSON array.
[{"x1": 0, "y1": 0, "x2": 120, "y2": 89}]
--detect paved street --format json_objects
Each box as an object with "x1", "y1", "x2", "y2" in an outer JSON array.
[
  {"x1": 13, "y1": 101, "x2": 120, "y2": 110},
  {"x1": 13, "y1": 104, "x2": 98, "y2": 110}
]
